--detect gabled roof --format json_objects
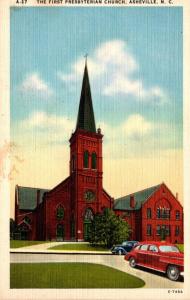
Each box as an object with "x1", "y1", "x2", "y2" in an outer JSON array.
[
  {"x1": 76, "y1": 62, "x2": 96, "y2": 133},
  {"x1": 17, "y1": 186, "x2": 50, "y2": 210},
  {"x1": 113, "y1": 184, "x2": 161, "y2": 211},
  {"x1": 46, "y1": 176, "x2": 70, "y2": 195}
]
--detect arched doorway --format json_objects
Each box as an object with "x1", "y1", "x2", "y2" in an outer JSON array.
[
  {"x1": 56, "y1": 224, "x2": 64, "y2": 241},
  {"x1": 17, "y1": 220, "x2": 31, "y2": 240},
  {"x1": 83, "y1": 208, "x2": 94, "y2": 241}
]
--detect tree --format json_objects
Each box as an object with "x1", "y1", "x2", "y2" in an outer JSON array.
[{"x1": 89, "y1": 209, "x2": 131, "y2": 248}]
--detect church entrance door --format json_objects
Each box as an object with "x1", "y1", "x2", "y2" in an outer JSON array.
[
  {"x1": 83, "y1": 208, "x2": 94, "y2": 241},
  {"x1": 56, "y1": 224, "x2": 64, "y2": 241},
  {"x1": 21, "y1": 231, "x2": 28, "y2": 240},
  {"x1": 84, "y1": 221, "x2": 91, "y2": 241}
]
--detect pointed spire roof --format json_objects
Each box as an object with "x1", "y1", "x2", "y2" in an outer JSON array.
[{"x1": 76, "y1": 59, "x2": 96, "y2": 133}]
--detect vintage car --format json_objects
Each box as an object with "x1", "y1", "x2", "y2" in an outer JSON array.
[
  {"x1": 125, "y1": 241, "x2": 184, "y2": 281},
  {"x1": 111, "y1": 241, "x2": 139, "y2": 255}
]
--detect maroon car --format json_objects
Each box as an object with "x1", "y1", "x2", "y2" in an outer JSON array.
[{"x1": 125, "y1": 241, "x2": 184, "y2": 281}]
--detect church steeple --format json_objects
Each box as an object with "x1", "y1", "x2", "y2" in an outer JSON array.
[{"x1": 76, "y1": 59, "x2": 96, "y2": 133}]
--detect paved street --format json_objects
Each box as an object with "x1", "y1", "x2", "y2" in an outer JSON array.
[{"x1": 10, "y1": 252, "x2": 184, "y2": 289}]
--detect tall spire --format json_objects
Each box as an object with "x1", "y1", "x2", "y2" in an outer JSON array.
[{"x1": 76, "y1": 58, "x2": 96, "y2": 133}]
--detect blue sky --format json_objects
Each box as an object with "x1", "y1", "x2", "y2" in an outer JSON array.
[
  {"x1": 10, "y1": 7, "x2": 183, "y2": 215},
  {"x1": 11, "y1": 7, "x2": 182, "y2": 126}
]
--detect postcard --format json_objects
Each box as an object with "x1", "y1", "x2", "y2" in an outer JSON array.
[{"x1": 0, "y1": 0, "x2": 190, "y2": 299}]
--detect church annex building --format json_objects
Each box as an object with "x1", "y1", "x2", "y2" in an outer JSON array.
[{"x1": 15, "y1": 62, "x2": 183, "y2": 244}]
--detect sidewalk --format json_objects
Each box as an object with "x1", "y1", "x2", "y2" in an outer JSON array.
[{"x1": 10, "y1": 241, "x2": 111, "y2": 254}]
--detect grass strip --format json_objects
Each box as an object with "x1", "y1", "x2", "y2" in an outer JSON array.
[
  {"x1": 10, "y1": 240, "x2": 48, "y2": 248},
  {"x1": 10, "y1": 262, "x2": 145, "y2": 288},
  {"x1": 48, "y1": 243, "x2": 109, "y2": 252},
  {"x1": 176, "y1": 244, "x2": 184, "y2": 252}
]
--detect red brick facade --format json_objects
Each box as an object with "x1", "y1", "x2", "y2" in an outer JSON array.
[
  {"x1": 15, "y1": 127, "x2": 113, "y2": 241},
  {"x1": 114, "y1": 183, "x2": 183, "y2": 244}
]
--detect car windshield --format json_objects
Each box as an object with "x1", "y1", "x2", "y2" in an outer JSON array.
[
  {"x1": 122, "y1": 241, "x2": 136, "y2": 246},
  {"x1": 159, "y1": 245, "x2": 180, "y2": 253},
  {"x1": 122, "y1": 242, "x2": 128, "y2": 246}
]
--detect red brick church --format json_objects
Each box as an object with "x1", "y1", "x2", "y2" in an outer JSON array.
[{"x1": 15, "y1": 62, "x2": 183, "y2": 243}]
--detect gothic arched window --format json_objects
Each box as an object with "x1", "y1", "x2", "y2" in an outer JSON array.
[
  {"x1": 24, "y1": 216, "x2": 31, "y2": 224},
  {"x1": 91, "y1": 152, "x2": 97, "y2": 169},
  {"x1": 83, "y1": 150, "x2": 89, "y2": 168},
  {"x1": 56, "y1": 205, "x2": 64, "y2": 220},
  {"x1": 84, "y1": 208, "x2": 94, "y2": 221}
]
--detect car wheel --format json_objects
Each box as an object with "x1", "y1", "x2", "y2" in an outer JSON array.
[
  {"x1": 118, "y1": 249, "x2": 123, "y2": 255},
  {"x1": 167, "y1": 265, "x2": 180, "y2": 281},
  {"x1": 129, "y1": 257, "x2": 136, "y2": 268}
]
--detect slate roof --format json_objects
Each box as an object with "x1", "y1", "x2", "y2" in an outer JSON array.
[
  {"x1": 76, "y1": 62, "x2": 96, "y2": 133},
  {"x1": 113, "y1": 184, "x2": 161, "y2": 211},
  {"x1": 17, "y1": 186, "x2": 50, "y2": 210}
]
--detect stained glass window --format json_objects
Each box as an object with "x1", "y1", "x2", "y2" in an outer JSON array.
[
  {"x1": 84, "y1": 208, "x2": 94, "y2": 221},
  {"x1": 24, "y1": 216, "x2": 31, "y2": 224},
  {"x1": 56, "y1": 205, "x2": 64, "y2": 220}
]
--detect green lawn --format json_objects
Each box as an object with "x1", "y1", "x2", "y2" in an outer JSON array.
[
  {"x1": 10, "y1": 240, "x2": 48, "y2": 249},
  {"x1": 176, "y1": 244, "x2": 184, "y2": 252},
  {"x1": 10, "y1": 263, "x2": 145, "y2": 288},
  {"x1": 48, "y1": 243, "x2": 109, "y2": 252}
]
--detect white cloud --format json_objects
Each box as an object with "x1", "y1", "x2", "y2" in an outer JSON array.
[
  {"x1": 22, "y1": 111, "x2": 71, "y2": 128},
  {"x1": 96, "y1": 40, "x2": 138, "y2": 74},
  {"x1": 18, "y1": 111, "x2": 75, "y2": 144},
  {"x1": 15, "y1": 111, "x2": 154, "y2": 152},
  {"x1": 58, "y1": 40, "x2": 166, "y2": 104},
  {"x1": 15, "y1": 110, "x2": 180, "y2": 164},
  {"x1": 20, "y1": 73, "x2": 53, "y2": 97},
  {"x1": 123, "y1": 114, "x2": 153, "y2": 138},
  {"x1": 99, "y1": 113, "x2": 154, "y2": 142}
]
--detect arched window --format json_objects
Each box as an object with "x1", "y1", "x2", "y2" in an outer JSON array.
[
  {"x1": 83, "y1": 208, "x2": 94, "y2": 241},
  {"x1": 24, "y1": 216, "x2": 31, "y2": 224},
  {"x1": 156, "y1": 207, "x2": 170, "y2": 219},
  {"x1": 91, "y1": 152, "x2": 97, "y2": 169},
  {"x1": 56, "y1": 205, "x2": 64, "y2": 220},
  {"x1": 83, "y1": 151, "x2": 89, "y2": 168},
  {"x1": 84, "y1": 208, "x2": 94, "y2": 221}
]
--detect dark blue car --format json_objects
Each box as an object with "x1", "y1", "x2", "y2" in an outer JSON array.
[{"x1": 111, "y1": 241, "x2": 139, "y2": 255}]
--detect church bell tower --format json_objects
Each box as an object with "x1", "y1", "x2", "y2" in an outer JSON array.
[{"x1": 69, "y1": 59, "x2": 103, "y2": 241}]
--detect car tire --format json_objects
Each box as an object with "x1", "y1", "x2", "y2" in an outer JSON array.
[
  {"x1": 167, "y1": 265, "x2": 180, "y2": 281},
  {"x1": 118, "y1": 249, "x2": 123, "y2": 255},
  {"x1": 129, "y1": 257, "x2": 136, "y2": 268}
]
